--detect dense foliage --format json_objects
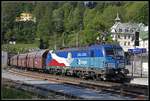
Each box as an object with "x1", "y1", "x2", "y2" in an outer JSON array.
[{"x1": 2, "y1": 1, "x2": 148, "y2": 49}]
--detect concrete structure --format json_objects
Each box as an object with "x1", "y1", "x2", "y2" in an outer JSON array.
[
  {"x1": 110, "y1": 13, "x2": 148, "y2": 52},
  {"x1": 2, "y1": 71, "x2": 131, "y2": 100},
  {"x1": 2, "y1": 51, "x2": 8, "y2": 68}
]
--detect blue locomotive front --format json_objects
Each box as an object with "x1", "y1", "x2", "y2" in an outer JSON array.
[
  {"x1": 46, "y1": 44, "x2": 129, "y2": 82},
  {"x1": 101, "y1": 45, "x2": 129, "y2": 81}
]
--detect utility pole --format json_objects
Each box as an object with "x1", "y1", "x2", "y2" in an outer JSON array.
[
  {"x1": 131, "y1": 53, "x2": 134, "y2": 78},
  {"x1": 75, "y1": 31, "x2": 77, "y2": 47},
  {"x1": 76, "y1": 31, "x2": 79, "y2": 47},
  {"x1": 76, "y1": 23, "x2": 82, "y2": 47},
  {"x1": 141, "y1": 51, "x2": 143, "y2": 77},
  {"x1": 62, "y1": 32, "x2": 65, "y2": 47},
  {"x1": 54, "y1": 32, "x2": 57, "y2": 50},
  {"x1": 54, "y1": 22, "x2": 58, "y2": 50}
]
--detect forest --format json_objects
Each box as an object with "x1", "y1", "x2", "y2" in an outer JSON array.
[{"x1": 2, "y1": 1, "x2": 148, "y2": 49}]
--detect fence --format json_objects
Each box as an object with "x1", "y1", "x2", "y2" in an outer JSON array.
[{"x1": 126, "y1": 53, "x2": 148, "y2": 78}]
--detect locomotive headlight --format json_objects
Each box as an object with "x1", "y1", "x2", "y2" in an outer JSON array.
[{"x1": 118, "y1": 63, "x2": 125, "y2": 68}]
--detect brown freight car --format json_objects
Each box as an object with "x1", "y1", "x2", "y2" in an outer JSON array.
[
  {"x1": 12, "y1": 55, "x2": 18, "y2": 66},
  {"x1": 18, "y1": 54, "x2": 28, "y2": 68},
  {"x1": 10, "y1": 57, "x2": 13, "y2": 66},
  {"x1": 34, "y1": 50, "x2": 49, "y2": 69},
  {"x1": 27, "y1": 52, "x2": 37, "y2": 69},
  {"x1": 10, "y1": 50, "x2": 49, "y2": 71},
  {"x1": 10, "y1": 55, "x2": 14, "y2": 66}
]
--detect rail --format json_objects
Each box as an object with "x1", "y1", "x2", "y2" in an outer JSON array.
[{"x1": 6, "y1": 68, "x2": 148, "y2": 100}]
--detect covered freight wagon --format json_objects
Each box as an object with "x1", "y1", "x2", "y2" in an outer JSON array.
[
  {"x1": 34, "y1": 49, "x2": 49, "y2": 69},
  {"x1": 12, "y1": 55, "x2": 18, "y2": 66},
  {"x1": 27, "y1": 52, "x2": 37, "y2": 68},
  {"x1": 18, "y1": 54, "x2": 28, "y2": 68}
]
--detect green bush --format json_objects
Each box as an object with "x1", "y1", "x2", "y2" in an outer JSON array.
[{"x1": 2, "y1": 44, "x2": 38, "y2": 54}]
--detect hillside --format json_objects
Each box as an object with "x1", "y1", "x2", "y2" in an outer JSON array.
[{"x1": 2, "y1": 1, "x2": 148, "y2": 51}]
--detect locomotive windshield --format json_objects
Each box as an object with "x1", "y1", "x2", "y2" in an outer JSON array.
[
  {"x1": 104, "y1": 46, "x2": 124, "y2": 57},
  {"x1": 115, "y1": 48, "x2": 124, "y2": 56},
  {"x1": 105, "y1": 48, "x2": 115, "y2": 56}
]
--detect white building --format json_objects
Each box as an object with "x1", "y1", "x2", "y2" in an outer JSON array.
[
  {"x1": 110, "y1": 13, "x2": 148, "y2": 52},
  {"x1": 16, "y1": 12, "x2": 36, "y2": 22},
  {"x1": 138, "y1": 27, "x2": 148, "y2": 52}
]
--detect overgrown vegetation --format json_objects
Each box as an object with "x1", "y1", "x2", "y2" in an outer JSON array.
[
  {"x1": 2, "y1": 1, "x2": 148, "y2": 50},
  {"x1": 1, "y1": 85, "x2": 37, "y2": 99}
]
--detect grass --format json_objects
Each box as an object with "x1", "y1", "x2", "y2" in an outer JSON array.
[
  {"x1": 1, "y1": 86, "x2": 34, "y2": 99},
  {"x1": 1, "y1": 85, "x2": 71, "y2": 100}
]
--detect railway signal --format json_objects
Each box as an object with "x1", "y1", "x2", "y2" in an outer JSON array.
[{"x1": 134, "y1": 32, "x2": 139, "y2": 46}]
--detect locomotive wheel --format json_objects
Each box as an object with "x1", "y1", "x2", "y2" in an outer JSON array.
[
  {"x1": 96, "y1": 74, "x2": 102, "y2": 81},
  {"x1": 79, "y1": 75, "x2": 86, "y2": 80},
  {"x1": 101, "y1": 75, "x2": 107, "y2": 81}
]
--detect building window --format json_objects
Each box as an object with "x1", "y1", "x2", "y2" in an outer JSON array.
[
  {"x1": 124, "y1": 42, "x2": 126, "y2": 46},
  {"x1": 119, "y1": 29, "x2": 122, "y2": 32},
  {"x1": 128, "y1": 35, "x2": 130, "y2": 39},
  {"x1": 118, "y1": 35, "x2": 120, "y2": 38},
  {"x1": 128, "y1": 42, "x2": 130, "y2": 45},
  {"x1": 124, "y1": 35, "x2": 126, "y2": 39},
  {"x1": 131, "y1": 36, "x2": 134, "y2": 41},
  {"x1": 125, "y1": 29, "x2": 129, "y2": 32},
  {"x1": 131, "y1": 29, "x2": 134, "y2": 33}
]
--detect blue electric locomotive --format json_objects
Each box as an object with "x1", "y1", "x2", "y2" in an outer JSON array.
[{"x1": 46, "y1": 44, "x2": 129, "y2": 81}]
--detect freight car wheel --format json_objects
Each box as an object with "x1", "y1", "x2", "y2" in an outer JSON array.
[{"x1": 78, "y1": 72, "x2": 84, "y2": 79}]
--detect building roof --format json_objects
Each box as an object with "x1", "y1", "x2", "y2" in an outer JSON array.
[
  {"x1": 111, "y1": 22, "x2": 139, "y2": 34},
  {"x1": 115, "y1": 13, "x2": 120, "y2": 21},
  {"x1": 111, "y1": 13, "x2": 147, "y2": 34},
  {"x1": 114, "y1": 22, "x2": 139, "y2": 29}
]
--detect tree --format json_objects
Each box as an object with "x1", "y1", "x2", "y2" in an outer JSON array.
[
  {"x1": 83, "y1": 8, "x2": 97, "y2": 30},
  {"x1": 62, "y1": 2, "x2": 73, "y2": 32},
  {"x1": 72, "y1": 2, "x2": 85, "y2": 31},
  {"x1": 52, "y1": 8, "x2": 64, "y2": 34},
  {"x1": 124, "y1": 2, "x2": 148, "y2": 24},
  {"x1": 83, "y1": 29, "x2": 97, "y2": 45},
  {"x1": 2, "y1": 2, "x2": 22, "y2": 43},
  {"x1": 32, "y1": 3, "x2": 46, "y2": 25},
  {"x1": 36, "y1": 5, "x2": 53, "y2": 39},
  {"x1": 2, "y1": 1, "x2": 148, "y2": 47},
  {"x1": 101, "y1": 5, "x2": 120, "y2": 28}
]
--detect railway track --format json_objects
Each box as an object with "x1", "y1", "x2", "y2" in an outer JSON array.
[{"x1": 6, "y1": 68, "x2": 148, "y2": 100}]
